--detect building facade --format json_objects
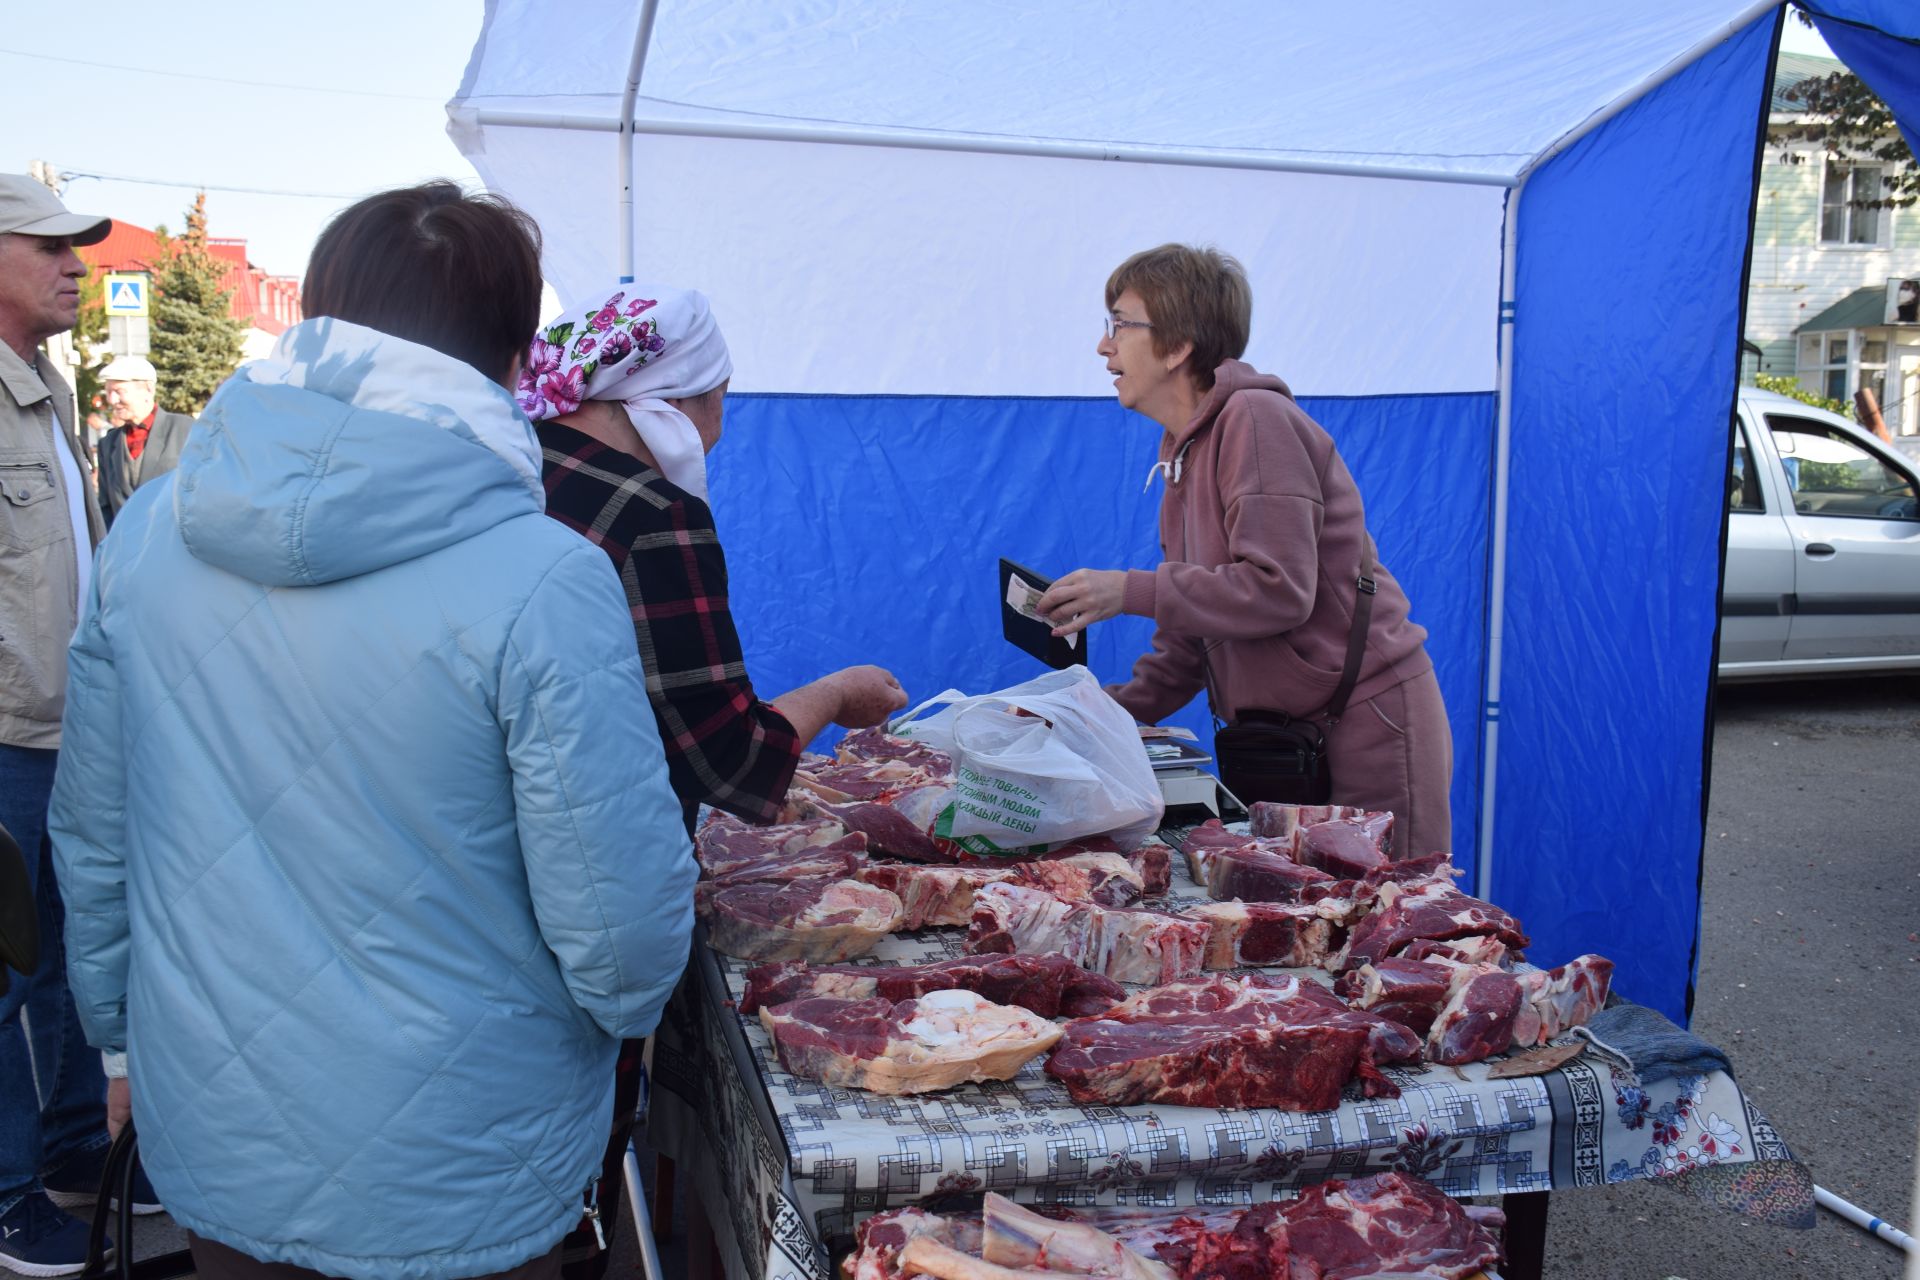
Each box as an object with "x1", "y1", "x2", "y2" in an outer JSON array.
[
  {"x1": 78, "y1": 220, "x2": 302, "y2": 361},
  {"x1": 1747, "y1": 51, "x2": 1920, "y2": 436}
]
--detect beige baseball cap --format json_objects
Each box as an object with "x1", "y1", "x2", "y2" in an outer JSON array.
[
  {"x1": 0, "y1": 174, "x2": 110, "y2": 245},
  {"x1": 99, "y1": 354, "x2": 157, "y2": 383}
]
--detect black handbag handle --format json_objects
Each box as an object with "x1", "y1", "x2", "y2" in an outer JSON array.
[{"x1": 79, "y1": 1120, "x2": 194, "y2": 1280}]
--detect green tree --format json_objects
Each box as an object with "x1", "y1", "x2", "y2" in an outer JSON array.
[
  {"x1": 1754, "y1": 372, "x2": 1854, "y2": 418},
  {"x1": 149, "y1": 194, "x2": 244, "y2": 414},
  {"x1": 71, "y1": 270, "x2": 108, "y2": 418},
  {"x1": 1779, "y1": 10, "x2": 1916, "y2": 208}
]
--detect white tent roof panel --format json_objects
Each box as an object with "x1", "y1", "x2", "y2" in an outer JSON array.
[{"x1": 456, "y1": 0, "x2": 1772, "y2": 181}]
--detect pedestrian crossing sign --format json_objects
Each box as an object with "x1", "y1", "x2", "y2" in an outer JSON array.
[{"x1": 104, "y1": 273, "x2": 148, "y2": 317}]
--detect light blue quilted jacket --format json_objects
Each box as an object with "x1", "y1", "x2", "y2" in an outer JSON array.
[{"x1": 49, "y1": 319, "x2": 696, "y2": 1280}]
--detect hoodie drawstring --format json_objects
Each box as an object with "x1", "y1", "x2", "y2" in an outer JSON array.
[{"x1": 1141, "y1": 439, "x2": 1195, "y2": 492}]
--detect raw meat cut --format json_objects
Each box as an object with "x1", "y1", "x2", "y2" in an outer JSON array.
[
  {"x1": 1422, "y1": 953, "x2": 1614, "y2": 1064},
  {"x1": 1165, "y1": 1173, "x2": 1503, "y2": 1280},
  {"x1": 694, "y1": 815, "x2": 862, "y2": 878},
  {"x1": 1182, "y1": 901, "x2": 1337, "y2": 969},
  {"x1": 739, "y1": 952, "x2": 1124, "y2": 1019},
  {"x1": 980, "y1": 1194, "x2": 1172, "y2": 1280},
  {"x1": 1045, "y1": 975, "x2": 1418, "y2": 1110},
  {"x1": 1176, "y1": 819, "x2": 1259, "y2": 882},
  {"x1": 1400, "y1": 933, "x2": 1510, "y2": 967},
  {"x1": 707, "y1": 877, "x2": 902, "y2": 963},
  {"x1": 1204, "y1": 846, "x2": 1338, "y2": 904},
  {"x1": 1333, "y1": 879, "x2": 1530, "y2": 971},
  {"x1": 967, "y1": 883, "x2": 1209, "y2": 986},
  {"x1": 1518, "y1": 953, "x2": 1613, "y2": 1039},
  {"x1": 837, "y1": 726, "x2": 955, "y2": 777},
  {"x1": 1246, "y1": 802, "x2": 1380, "y2": 844},
  {"x1": 857, "y1": 863, "x2": 1014, "y2": 929},
  {"x1": 1294, "y1": 813, "x2": 1393, "y2": 879},
  {"x1": 758, "y1": 989, "x2": 1061, "y2": 1094},
  {"x1": 793, "y1": 756, "x2": 942, "y2": 802},
  {"x1": 694, "y1": 843, "x2": 868, "y2": 913},
  {"x1": 1009, "y1": 851, "x2": 1143, "y2": 907},
  {"x1": 847, "y1": 1207, "x2": 983, "y2": 1280},
  {"x1": 962, "y1": 837, "x2": 1173, "y2": 898},
  {"x1": 803, "y1": 796, "x2": 957, "y2": 863},
  {"x1": 1332, "y1": 955, "x2": 1454, "y2": 1038},
  {"x1": 1361, "y1": 851, "x2": 1458, "y2": 888}
]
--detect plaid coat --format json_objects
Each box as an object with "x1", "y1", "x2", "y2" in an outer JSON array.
[{"x1": 538, "y1": 422, "x2": 801, "y2": 827}]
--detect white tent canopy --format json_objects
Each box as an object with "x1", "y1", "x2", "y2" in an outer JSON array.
[{"x1": 449, "y1": 0, "x2": 1817, "y2": 1024}]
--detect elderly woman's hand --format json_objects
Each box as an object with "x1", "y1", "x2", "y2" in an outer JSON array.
[{"x1": 1038, "y1": 569, "x2": 1129, "y2": 637}]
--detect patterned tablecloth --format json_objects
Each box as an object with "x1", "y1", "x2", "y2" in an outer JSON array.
[{"x1": 645, "y1": 832, "x2": 1806, "y2": 1280}]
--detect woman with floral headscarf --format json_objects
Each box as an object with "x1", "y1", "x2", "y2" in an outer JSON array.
[{"x1": 520, "y1": 284, "x2": 907, "y2": 835}]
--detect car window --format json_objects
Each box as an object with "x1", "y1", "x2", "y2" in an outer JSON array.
[
  {"x1": 1729, "y1": 421, "x2": 1764, "y2": 513},
  {"x1": 1767, "y1": 414, "x2": 1920, "y2": 520}
]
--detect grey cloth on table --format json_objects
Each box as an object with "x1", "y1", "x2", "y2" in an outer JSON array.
[{"x1": 1571, "y1": 1000, "x2": 1733, "y2": 1086}]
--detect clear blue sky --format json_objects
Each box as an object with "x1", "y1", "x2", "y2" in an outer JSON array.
[
  {"x1": 0, "y1": 4, "x2": 1840, "y2": 283},
  {"x1": 0, "y1": 0, "x2": 483, "y2": 278}
]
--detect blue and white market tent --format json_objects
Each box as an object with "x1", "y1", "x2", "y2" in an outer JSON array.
[{"x1": 449, "y1": 2, "x2": 1920, "y2": 1023}]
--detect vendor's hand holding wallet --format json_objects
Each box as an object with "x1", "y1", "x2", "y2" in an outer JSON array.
[{"x1": 999, "y1": 558, "x2": 1085, "y2": 670}]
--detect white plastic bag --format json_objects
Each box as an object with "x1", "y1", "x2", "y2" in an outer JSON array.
[{"x1": 893, "y1": 666, "x2": 1163, "y2": 854}]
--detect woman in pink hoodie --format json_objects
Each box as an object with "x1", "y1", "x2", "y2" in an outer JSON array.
[{"x1": 1038, "y1": 244, "x2": 1451, "y2": 858}]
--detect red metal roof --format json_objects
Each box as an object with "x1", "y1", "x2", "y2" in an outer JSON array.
[{"x1": 79, "y1": 219, "x2": 302, "y2": 337}]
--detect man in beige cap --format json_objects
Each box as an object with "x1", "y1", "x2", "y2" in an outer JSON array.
[
  {"x1": 0, "y1": 174, "x2": 140, "y2": 1277},
  {"x1": 96, "y1": 354, "x2": 194, "y2": 528}
]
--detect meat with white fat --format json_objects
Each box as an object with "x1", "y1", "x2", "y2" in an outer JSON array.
[
  {"x1": 706, "y1": 877, "x2": 902, "y2": 963},
  {"x1": 739, "y1": 952, "x2": 1124, "y2": 1019},
  {"x1": 758, "y1": 988, "x2": 1062, "y2": 1094},
  {"x1": 967, "y1": 883, "x2": 1209, "y2": 986}
]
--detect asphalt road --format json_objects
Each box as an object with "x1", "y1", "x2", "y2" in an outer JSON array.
[
  {"x1": 1544, "y1": 674, "x2": 1920, "y2": 1280},
  {"x1": 125, "y1": 675, "x2": 1920, "y2": 1279}
]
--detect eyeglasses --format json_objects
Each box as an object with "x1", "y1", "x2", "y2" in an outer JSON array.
[{"x1": 1103, "y1": 316, "x2": 1153, "y2": 339}]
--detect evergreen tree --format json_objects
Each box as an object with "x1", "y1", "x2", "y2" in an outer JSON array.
[{"x1": 149, "y1": 193, "x2": 245, "y2": 414}]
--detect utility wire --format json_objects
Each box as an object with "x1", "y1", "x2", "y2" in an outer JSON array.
[
  {"x1": 60, "y1": 169, "x2": 359, "y2": 201},
  {"x1": 0, "y1": 46, "x2": 442, "y2": 102}
]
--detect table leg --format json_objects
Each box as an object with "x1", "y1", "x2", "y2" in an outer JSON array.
[
  {"x1": 652, "y1": 1155, "x2": 676, "y2": 1243},
  {"x1": 1500, "y1": 1191, "x2": 1549, "y2": 1280},
  {"x1": 687, "y1": 1189, "x2": 725, "y2": 1280}
]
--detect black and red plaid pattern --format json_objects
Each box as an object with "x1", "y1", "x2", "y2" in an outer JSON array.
[{"x1": 537, "y1": 422, "x2": 801, "y2": 827}]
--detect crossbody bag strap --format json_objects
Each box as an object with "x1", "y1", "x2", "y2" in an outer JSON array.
[{"x1": 1324, "y1": 540, "x2": 1378, "y2": 725}]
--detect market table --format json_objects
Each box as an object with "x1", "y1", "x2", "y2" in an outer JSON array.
[{"x1": 644, "y1": 827, "x2": 1810, "y2": 1280}]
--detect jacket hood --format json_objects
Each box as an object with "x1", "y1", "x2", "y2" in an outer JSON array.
[
  {"x1": 174, "y1": 318, "x2": 546, "y2": 586},
  {"x1": 1164, "y1": 359, "x2": 1296, "y2": 465}
]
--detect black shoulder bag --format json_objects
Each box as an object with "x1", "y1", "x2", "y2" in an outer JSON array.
[
  {"x1": 79, "y1": 1121, "x2": 193, "y2": 1280},
  {"x1": 1211, "y1": 562, "x2": 1376, "y2": 807}
]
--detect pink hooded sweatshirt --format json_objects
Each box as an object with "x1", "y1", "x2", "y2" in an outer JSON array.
[{"x1": 1108, "y1": 359, "x2": 1435, "y2": 726}]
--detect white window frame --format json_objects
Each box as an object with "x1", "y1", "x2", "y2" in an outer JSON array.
[{"x1": 1819, "y1": 159, "x2": 1891, "y2": 248}]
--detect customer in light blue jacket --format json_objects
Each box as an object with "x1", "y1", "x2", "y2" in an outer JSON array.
[{"x1": 48, "y1": 184, "x2": 696, "y2": 1280}]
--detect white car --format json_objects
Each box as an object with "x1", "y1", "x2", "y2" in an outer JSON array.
[{"x1": 1721, "y1": 388, "x2": 1920, "y2": 679}]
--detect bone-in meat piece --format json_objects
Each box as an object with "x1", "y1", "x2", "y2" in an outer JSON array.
[
  {"x1": 980, "y1": 1193, "x2": 1174, "y2": 1280},
  {"x1": 1009, "y1": 851, "x2": 1143, "y2": 907},
  {"x1": 1333, "y1": 955, "x2": 1455, "y2": 1038},
  {"x1": 694, "y1": 815, "x2": 862, "y2": 879},
  {"x1": 836, "y1": 726, "x2": 955, "y2": 777},
  {"x1": 694, "y1": 843, "x2": 868, "y2": 914},
  {"x1": 1295, "y1": 813, "x2": 1394, "y2": 879},
  {"x1": 846, "y1": 1207, "x2": 984, "y2": 1280},
  {"x1": 758, "y1": 989, "x2": 1062, "y2": 1094},
  {"x1": 706, "y1": 877, "x2": 902, "y2": 963},
  {"x1": 739, "y1": 952, "x2": 1124, "y2": 1019},
  {"x1": 1204, "y1": 846, "x2": 1338, "y2": 904},
  {"x1": 1183, "y1": 901, "x2": 1337, "y2": 969},
  {"x1": 857, "y1": 863, "x2": 1015, "y2": 929},
  {"x1": 967, "y1": 883, "x2": 1209, "y2": 986},
  {"x1": 1334, "y1": 879, "x2": 1530, "y2": 971},
  {"x1": 1176, "y1": 819, "x2": 1259, "y2": 882},
  {"x1": 1246, "y1": 801, "x2": 1381, "y2": 843},
  {"x1": 1045, "y1": 975, "x2": 1417, "y2": 1110},
  {"x1": 1518, "y1": 953, "x2": 1613, "y2": 1041}
]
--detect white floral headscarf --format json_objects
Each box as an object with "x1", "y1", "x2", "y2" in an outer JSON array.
[{"x1": 516, "y1": 284, "x2": 732, "y2": 499}]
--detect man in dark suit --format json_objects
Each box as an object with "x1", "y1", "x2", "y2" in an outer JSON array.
[{"x1": 97, "y1": 354, "x2": 193, "y2": 527}]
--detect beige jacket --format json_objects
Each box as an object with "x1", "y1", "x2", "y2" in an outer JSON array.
[{"x1": 0, "y1": 342, "x2": 105, "y2": 748}]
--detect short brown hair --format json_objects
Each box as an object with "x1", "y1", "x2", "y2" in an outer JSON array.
[
  {"x1": 1105, "y1": 244, "x2": 1252, "y2": 390},
  {"x1": 303, "y1": 182, "x2": 542, "y2": 385}
]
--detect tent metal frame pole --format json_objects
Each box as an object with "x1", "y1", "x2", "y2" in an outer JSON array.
[
  {"x1": 469, "y1": 107, "x2": 1519, "y2": 189},
  {"x1": 1478, "y1": 186, "x2": 1521, "y2": 903},
  {"x1": 617, "y1": 0, "x2": 662, "y2": 284},
  {"x1": 1476, "y1": 0, "x2": 1777, "y2": 900}
]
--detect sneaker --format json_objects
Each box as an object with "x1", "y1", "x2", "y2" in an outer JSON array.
[
  {"x1": 0, "y1": 1192, "x2": 98, "y2": 1278},
  {"x1": 39, "y1": 1148, "x2": 162, "y2": 1218}
]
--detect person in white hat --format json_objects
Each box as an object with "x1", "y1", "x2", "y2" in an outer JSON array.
[
  {"x1": 0, "y1": 174, "x2": 138, "y2": 1275},
  {"x1": 95, "y1": 353, "x2": 195, "y2": 528}
]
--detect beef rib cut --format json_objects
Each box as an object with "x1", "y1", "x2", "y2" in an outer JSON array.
[{"x1": 758, "y1": 989, "x2": 1061, "y2": 1094}]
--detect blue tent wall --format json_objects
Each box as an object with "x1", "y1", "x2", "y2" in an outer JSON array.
[
  {"x1": 712, "y1": 391, "x2": 1494, "y2": 873},
  {"x1": 1494, "y1": 12, "x2": 1780, "y2": 1023}
]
